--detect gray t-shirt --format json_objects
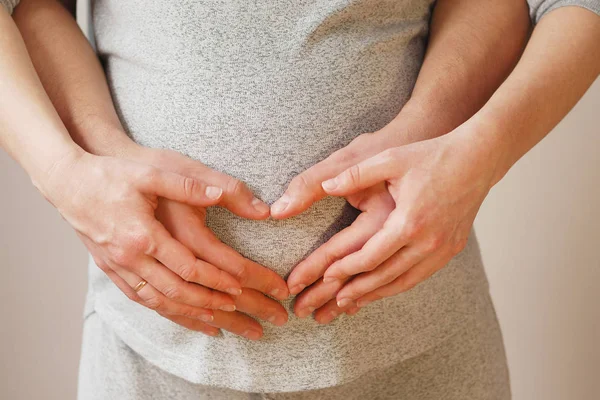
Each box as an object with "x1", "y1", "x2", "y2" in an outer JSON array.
[{"x1": 4, "y1": 0, "x2": 599, "y2": 393}]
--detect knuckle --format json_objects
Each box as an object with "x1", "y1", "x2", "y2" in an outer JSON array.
[
  {"x1": 226, "y1": 177, "x2": 245, "y2": 198},
  {"x1": 233, "y1": 265, "x2": 249, "y2": 285},
  {"x1": 139, "y1": 166, "x2": 159, "y2": 187},
  {"x1": 346, "y1": 164, "x2": 361, "y2": 186},
  {"x1": 144, "y1": 295, "x2": 163, "y2": 310},
  {"x1": 182, "y1": 176, "x2": 199, "y2": 198},
  {"x1": 401, "y1": 275, "x2": 421, "y2": 291},
  {"x1": 162, "y1": 284, "x2": 183, "y2": 301},
  {"x1": 425, "y1": 234, "x2": 446, "y2": 253},
  {"x1": 452, "y1": 237, "x2": 468, "y2": 255},
  {"x1": 178, "y1": 263, "x2": 197, "y2": 282},
  {"x1": 177, "y1": 307, "x2": 199, "y2": 320},
  {"x1": 110, "y1": 247, "x2": 135, "y2": 266},
  {"x1": 380, "y1": 147, "x2": 399, "y2": 164},
  {"x1": 401, "y1": 219, "x2": 424, "y2": 241},
  {"x1": 212, "y1": 271, "x2": 229, "y2": 292}
]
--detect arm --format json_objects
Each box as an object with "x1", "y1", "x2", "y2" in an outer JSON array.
[
  {"x1": 275, "y1": 0, "x2": 531, "y2": 320},
  {"x1": 13, "y1": 0, "x2": 290, "y2": 338},
  {"x1": 314, "y1": 6, "x2": 600, "y2": 316},
  {"x1": 0, "y1": 4, "x2": 248, "y2": 322},
  {"x1": 271, "y1": 0, "x2": 531, "y2": 219}
]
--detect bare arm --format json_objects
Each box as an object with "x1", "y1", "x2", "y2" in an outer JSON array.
[
  {"x1": 13, "y1": 0, "x2": 291, "y2": 339},
  {"x1": 307, "y1": 6, "x2": 600, "y2": 316},
  {"x1": 271, "y1": 0, "x2": 531, "y2": 219}
]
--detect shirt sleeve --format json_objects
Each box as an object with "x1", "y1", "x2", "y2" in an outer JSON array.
[
  {"x1": 0, "y1": 0, "x2": 20, "y2": 14},
  {"x1": 528, "y1": 0, "x2": 600, "y2": 24}
]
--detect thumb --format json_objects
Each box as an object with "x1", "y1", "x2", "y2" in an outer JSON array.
[
  {"x1": 321, "y1": 148, "x2": 402, "y2": 196},
  {"x1": 142, "y1": 168, "x2": 224, "y2": 207}
]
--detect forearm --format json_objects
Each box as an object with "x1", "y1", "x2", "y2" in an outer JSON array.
[
  {"x1": 386, "y1": 0, "x2": 530, "y2": 140},
  {"x1": 13, "y1": 0, "x2": 133, "y2": 157},
  {"x1": 0, "y1": 7, "x2": 82, "y2": 194},
  {"x1": 467, "y1": 7, "x2": 600, "y2": 185}
]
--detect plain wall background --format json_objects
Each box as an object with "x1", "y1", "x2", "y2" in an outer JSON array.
[{"x1": 1, "y1": 3, "x2": 599, "y2": 399}]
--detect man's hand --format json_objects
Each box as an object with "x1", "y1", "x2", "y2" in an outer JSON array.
[{"x1": 288, "y1": 126, "x2": 499, "y2": 322}]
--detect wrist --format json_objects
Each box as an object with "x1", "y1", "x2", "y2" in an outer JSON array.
[
  {"x1": 449, "y1": 114, "x2": 515, "y2": 188},
  {"x1": 31, "y1": 142, "x2": 87, "y2": 204}
]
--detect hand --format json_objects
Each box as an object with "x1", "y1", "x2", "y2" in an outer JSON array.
[
  {"x1": 45, "y1": 150, "x2": 287, "y2": 339},
  {"x1": 276, "y1": 126, "x2": 494, "y2": 323},
  {"x1": 123, "y1": 145, "x2": 290, "y2": 339},
  {"x1": 315, "y1": 129, "x2": 498, "y2": 313}
]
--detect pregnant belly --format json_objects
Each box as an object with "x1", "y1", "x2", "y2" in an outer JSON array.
[{"x1": 105, "y1": 25, "x2": 426, "y2": 276}]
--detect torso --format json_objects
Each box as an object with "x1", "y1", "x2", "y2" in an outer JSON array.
[{"x1": 87, "y1": 0, "x2": 496, "y2": 392}]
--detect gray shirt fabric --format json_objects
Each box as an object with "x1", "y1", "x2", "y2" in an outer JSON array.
[{"x1": 5, "y1": 0, "x2": 600, "y2": 393}]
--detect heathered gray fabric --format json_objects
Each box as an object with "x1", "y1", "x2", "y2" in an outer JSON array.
[
  {"x1": 78, "y1": 0, "x2": 600, "y2": 393},
  {"x1": 78, "y1": 306, "x2": 510, "y2": 400},
  {"x1": 528, "y1": 0, "x2": 600, "y2": 23},
  {"x1": 0, "y1": 0, "x2": 18, "y2": 14}
]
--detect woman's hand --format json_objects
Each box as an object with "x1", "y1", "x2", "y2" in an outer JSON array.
[
  {"x1": 45, "y1": 149, "x2": 288, "y2": 339},
  {"x1": 116, "y1": 145, "x2": 290, "y2": 340}
]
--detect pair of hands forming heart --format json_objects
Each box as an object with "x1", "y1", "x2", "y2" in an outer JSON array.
[{"x1": 49, "y1": 116, "x2": 496, "y2": 340}]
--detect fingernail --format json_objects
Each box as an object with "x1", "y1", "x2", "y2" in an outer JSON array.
[
  {"x1": 337, "y1": 298, "x2": 352, "y2": 308},
  {"x1": 357, "y1": 299, "x2": 373, "y2": 308},
  {"x1": 226, "y1": 287, "x2": 242, "y2": 296},
  {"x1": 251, "y1": 197, "x2": 270, "y2": 214},
  {"x1": 270, "y1": 288, "x2": 280, "y2": 297},
  {"x1": 267, "y1": 315, "x2": 277, "y2": 323},
  {"x1": 205, "y1": 186, "x2": 223, "y2": 199},
  {"x1": 199, "y1": 314, "x2": 214, "y2": 322},
  {"x1": 243, "y1": 329, "x2": 262, "y2": 340},
  {"x1": 220, "y1": 304, "x2": 236, "y2": 312},
  {"x1": 271, "y1": 195, "x2": 290, "y2": 215},
  {"x1": 323, "y1": 277, "x2": 338, "y2": 284},
  {"x1": 289, "y1": 284, "x2": 306, "y2": 295},
  {"x1": 322, "y1": 178, "x2": 339, "y2": 191}
]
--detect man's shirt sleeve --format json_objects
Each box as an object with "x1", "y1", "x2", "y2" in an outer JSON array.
[{"x1": 528, "y1": 0, "x2": 600, "y2": 24}]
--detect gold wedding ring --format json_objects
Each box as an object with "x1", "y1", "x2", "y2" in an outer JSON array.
[{"x1": 133, "y1": 279, "x2": 148, "y2": 292}]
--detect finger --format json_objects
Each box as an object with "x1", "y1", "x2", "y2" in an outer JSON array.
[
  {"x1": 201, "y1": 169, "x2": 270, "y2": 219},
  {"x1": 147, "y1": 221, "x2": 243, "y2": 295},
  {"x1": 293, "y1": 279, "x2": 345, "y2": 318},
  {"x1": 324, "y1": 208, "x2": 410, "y2": 281},
  {"x1": 287, "y1": 208, "x2": 386, "y2": 294},
  {"x1": 110, "y1": 262, "x2": 215, "y2": 322},
  {"x1": 156, "y1": 312, "x2": 221, "y2": 336},
  {"x1": 190, "y1": 228, "x2": 290, "y2": 300},
  {"x1": 271, "y1": 132, "x2": 383, "y2": 219},
  {"x1": 345, "y1": 306, "x2": 361, "y2": 316},
  {"x1": 334, "y1": 244, "x2": 429, "y2": 303},
  {"x1": 135, "y1": 256, "x2": 237, "y2": 311},
  {"x1": 138, "y1": 167, "x2": 225, "y2": 207},
  {"x1": 80, "y1": 234, "x2": 143, "y2": 303},
  {"x1": 321, "y1": 148, "x2": 403, "y2": 196},
  {"x1": 313, "y1": 298, "x2": 355, "y2": 324},
  {"x1": 208, "y1": 310, "x2": 264, "y2": 341},
  {"x1": 233, "y1": 288, "x2": 288, "y2": 326},
  {"x1": 354, "y1": 250, "x2": 452, "y2": 308}
]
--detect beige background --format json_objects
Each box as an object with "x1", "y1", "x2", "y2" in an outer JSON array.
[{"x1": 1, "y1": 3, "x2": 599, "y2": 399}]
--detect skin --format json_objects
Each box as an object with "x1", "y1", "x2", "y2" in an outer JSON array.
[
  {"x1": 273, "y1": 0, "x2": 532, "y2": 321},
  {"x1": 276, "y1": 6, "x2": 600, "y2": 322},
  {"x1": 12, "y1": 0, "x2": 531, "y2": 330},
  {"x1": 6, "y1": 1, "x2": 290, "y2": 341}
]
